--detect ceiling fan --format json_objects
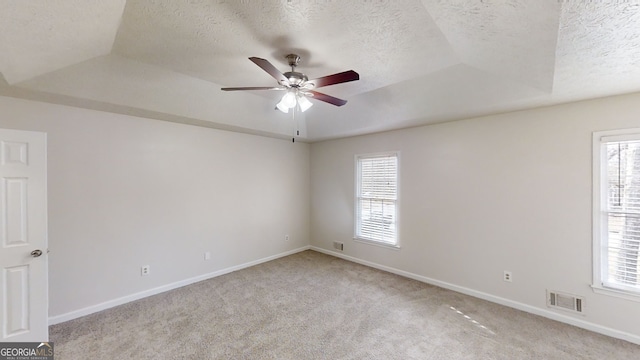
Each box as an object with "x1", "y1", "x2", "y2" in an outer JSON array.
[{"x1": 221, "y1": 54, "x2": 359, "y2": 113}]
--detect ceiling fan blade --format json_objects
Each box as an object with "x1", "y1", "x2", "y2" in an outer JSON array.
[
  {"x1": 249, "y1": 57, "x2": 289, "y2": 84},
  {"x1": 308, "y1": 90, "x2": 348, "y2": 106},
  {"x1": 308, "y1": 70, "x2": 359, "y2": 88},
  {"x1": 221, "y1": 86, "x2": 284, "y2": 91}
]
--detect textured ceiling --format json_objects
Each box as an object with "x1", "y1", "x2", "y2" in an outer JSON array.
[
  {"x1": 0, "y1": 0, "x2": 126, "y2": 84},
  {"x1": 1, "y1": 0, "x2": 640, "y2": 141}
]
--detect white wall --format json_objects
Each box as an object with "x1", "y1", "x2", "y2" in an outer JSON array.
[
  {"x1": 3, "y1": 90, "x2": 639, "y2": 342},
  {"x1": 0, "y1": 96, "x2": 310, "y2": 319},
  {"x1": 310, "y1": 92, "x2": 640, "y2": 342}
]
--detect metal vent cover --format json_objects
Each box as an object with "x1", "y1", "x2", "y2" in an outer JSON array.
[
  {"x1": 547, "y1": 290, "x2": 584, "y2": 314},
  {"x1": 333, "y1": 241, "x2": 344, "y2": 251}
]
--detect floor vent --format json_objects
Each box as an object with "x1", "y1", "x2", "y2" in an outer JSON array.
[
  {"x1": 547, "y1": 290, "x2": 584, "y2": 314},
  {"x1": 333, "y1": 241, "x2": 344, "y2": 251}
]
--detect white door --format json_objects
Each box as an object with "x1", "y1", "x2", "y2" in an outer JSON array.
[{"x1": 0, "y1": 129, "x2": 47, "y2": 342}]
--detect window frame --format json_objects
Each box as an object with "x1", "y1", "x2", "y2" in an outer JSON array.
[
  {"x1": 592, "y1": 128, "x2": 640, "y2": 302},
  {"x1": 354, "y1": 151, "x2": 400, "y2": 249}
]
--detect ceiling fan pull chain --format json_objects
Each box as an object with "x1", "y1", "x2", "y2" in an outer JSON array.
[{"x1": 292, "y1": 107, "x2": 296, "y2": 143}]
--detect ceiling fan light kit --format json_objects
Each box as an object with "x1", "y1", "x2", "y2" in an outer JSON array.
[{"x1": 221, "y1": 53, "x2": 360, "y2": 114}]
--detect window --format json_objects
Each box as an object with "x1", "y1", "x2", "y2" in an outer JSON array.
[
  {"x1": 355, "y1": 152, "x2": 399, "y2": 247},
  {"x1": 593, "y1": 129, "x2": 640, "y2": 299}
]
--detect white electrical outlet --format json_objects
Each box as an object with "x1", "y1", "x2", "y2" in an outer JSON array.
[
  {"x1": 503, "y1": 271, "x2": 512, "y2": 282},
  {"x1": 204, "y1": 251, "x2": 211, "y2": 260},
  {"x1": 285, "y1": 234, "x2": 290, "y2": 241},
  {"x1": 141, "y1": 265, "x2": 150, "y2": 276}
]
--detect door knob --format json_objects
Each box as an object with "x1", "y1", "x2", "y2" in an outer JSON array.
[{"x1": 30, "y1": 249, "x2": 43, "y2": 257}]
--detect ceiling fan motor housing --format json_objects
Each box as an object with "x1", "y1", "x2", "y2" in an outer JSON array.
[
  {"x1": 283, "y1": 71, "x2": 308, "y2": 87},
  {"x1": 282, "y1": 54, "x2": 308, "y2": 87}
]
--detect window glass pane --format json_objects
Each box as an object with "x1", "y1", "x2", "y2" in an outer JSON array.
[
  {"x1": 607, "y1": 213, "x2": 640, "y2": 287},
  {"x1": 607, "y1": 141, "x2": 640, "y2": 212},
  {"x1": 358, "y1": 199, "x2": 396, "y2": 243},
  {"x1": 359, "y1": 157, "x2": 397, "y2": 200}
]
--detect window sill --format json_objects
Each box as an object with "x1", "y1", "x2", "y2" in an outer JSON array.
[
  {"x1": 353, "y1": 237, "x2": 400, "y2": 250},
  {"x1": 591, "y1": 284, "x2": 640, "y2": 303}
]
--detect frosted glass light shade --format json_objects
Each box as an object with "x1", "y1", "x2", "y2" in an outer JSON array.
[
  {"x1": 276, "y1": 101, "x2": 289, "y2": 113},
  {"x1": 297, "y1": 95, "x2": 313, "y2": 112},
  {"x1": 281, "y1": 92, "x2": 296, "y2": 108}
]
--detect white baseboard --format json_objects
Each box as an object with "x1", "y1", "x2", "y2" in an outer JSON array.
[
  {"x1": 310, "y1": 246, "x2": 640, "y2": 346},
  {"x1": 49, "y1": 246, "x2": 311, "y2": 325}
]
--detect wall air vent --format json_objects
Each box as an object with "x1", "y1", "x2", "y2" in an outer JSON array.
[
  {"x1": 547, "y1": 290, "x2": 584, "y2": 314},
  {"x1": 333, "y1": 241, "x2": 344, "y2": 251}
]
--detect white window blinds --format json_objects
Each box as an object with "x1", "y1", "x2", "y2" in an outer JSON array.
[
  {"x1": 355, "y1": 153, "x2": 398, "y2": 246},
  {"x1": 600, "y1": 136, "x2": 640, "y2": 294}
]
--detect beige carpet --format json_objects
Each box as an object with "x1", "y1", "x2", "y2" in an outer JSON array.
[{"x1": 50, "y1": 250, "x2": 640, "y2": 359}]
